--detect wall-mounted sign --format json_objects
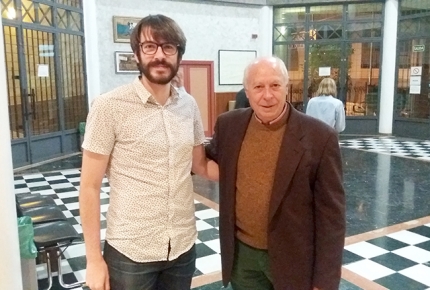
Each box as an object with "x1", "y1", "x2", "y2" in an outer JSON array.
[
  {"x1": 37, "y1": 64, "x2": 49, "y2": 77},
  {"x1": 413, "y1": 45, "x2": 425, "y2": 52},
  {"x1": 410, "y1": 76, "x2": 421, "y2": 86},
  {"x1": 410, "y1": 66, "x2": 422, "y2": 76},
  {"x1": 319, "y1": 67, "x2": 331, "y2": 77},
  {"x1": 409, "y1": 85, "x2": 421, "y2": 94}
]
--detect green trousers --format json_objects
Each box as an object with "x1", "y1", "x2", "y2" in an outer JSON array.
[{"x1": 231, "y1": 239, "x2": 274, "y2": 290}]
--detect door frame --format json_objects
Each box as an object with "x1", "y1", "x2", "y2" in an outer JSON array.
[
  {"x1": 180, "y1": 60, "x2": 215, "y2": 136},
  {"x1": 3, "y1": 17, "x2": 87, "y2": 167}
]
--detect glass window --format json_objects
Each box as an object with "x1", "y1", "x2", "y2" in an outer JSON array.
[
  {"x1": 70, "y1": 11, "x2": 82, "y2": 31},
  {"x1": 274, "y1": 23, "x2": 306, "y2": 42},
  {"x1": 274, "y1": 44, "x2": 305, "y2": 111},
  {"x1": 60, "y1": 33, "x2": 87, "y2": 129},
  {"x1": 21, "y1": 0, "x2": 35, "y2": 23},
  {"x1": 57, "y1": 8, "x2": 68, "y2": 29},
  {"x1": 345, "y1": 42, "x2": 380, "y2": 117},
  {"x1": 39, "y1": 4, "x2": 53, "y2": 27},
  {"x1": 348, "y1": 3, "x2": 383, "y2": 20},
  {"x1": 401, "y1": 0, "x2": 430, "y2": 16},
  {"x1": 310, "y1": 5, "x2": 343, "y2": 22},
  {"x1": 310, "y1": 23, "x2": 343, "y2": 40},
  {"x1": 399, "y1": 16, "x2": 430, "y2": 37},
  {"x1": 347, "y1": 22, "x2": 382, "y2": 40},
  {"x1": 1, "y1": 0, "x2": 16, "y2": 20},
  {"x1": 274, "y1": 7, "x2": 306, "y2": 24},
  {"x1": 56, "y1": 0, "x2": 81, "y2": 8},
  {"x1": 396, "y1": 39, "x2": 430, "y2": 119}
]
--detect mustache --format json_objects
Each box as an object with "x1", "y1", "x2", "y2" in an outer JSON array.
[{"x1": 148, "y1": 60, "x2": 170, "y2": 67}]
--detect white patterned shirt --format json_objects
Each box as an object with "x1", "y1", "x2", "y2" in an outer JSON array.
[{"x1": 82, "y1": 77, "x2": 206, "y2": 262}]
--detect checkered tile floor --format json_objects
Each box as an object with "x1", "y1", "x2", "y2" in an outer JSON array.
[
  {"x1": 343, "y1": 225, "x2": 430, "y2": 289},
  {"x1": 340, "y1": 137, "x2": 430, "y2": 160},
  {"x1": 14, "y1": 170, "x2": 221, "y2": 290}
]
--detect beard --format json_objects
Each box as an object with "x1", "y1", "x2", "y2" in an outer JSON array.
[{"x1": 137, "y1": 57, "x2": 179, "y2": 85}]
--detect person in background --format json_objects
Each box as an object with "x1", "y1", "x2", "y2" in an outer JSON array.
[
  {"x1": 79, "y1": 14, "x2": 218, "y2": 290},
  {"x1": 234, "y1": 88, "x2": 250, "y2": 109},
  {"x1": 205, "y1": 56, "x2": 346, "y2": 290},
  {"x1": 305, "y1": 77, "x2": 346, "y2": 133}
]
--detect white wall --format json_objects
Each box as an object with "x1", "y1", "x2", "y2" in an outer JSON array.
[{"x1": 94, "y1": 0, "x2": 267, "y2": 94}]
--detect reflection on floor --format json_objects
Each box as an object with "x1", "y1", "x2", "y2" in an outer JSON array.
[{"x1": 13, "y1": 136, "x2": 430, "y2": 290}]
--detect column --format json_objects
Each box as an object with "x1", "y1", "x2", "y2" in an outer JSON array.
[
  {"x1": 378, "y1": 0, "x2": 399, "y2": 134},
  {"x1": 0, "y1": 17, "x2": 23, "y2": 289},
  {"x1": 83, "y1": 0, "x2": 101, "y2": 105},
  {"x1": 259, "y1": 6, "x2": 273, "y2": 57}
]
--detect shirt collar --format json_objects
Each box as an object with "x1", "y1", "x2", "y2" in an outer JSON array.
[
  {"x1": 254, "y1": 103, "x2": 288, "y2": 125},
  {"x1": 133, "y1": 77, "x2": 181, "y2": 105}
]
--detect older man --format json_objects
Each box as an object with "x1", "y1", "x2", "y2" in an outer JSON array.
[{"x1": 206, "y1": 56, "x2": 345, "y2": 290}]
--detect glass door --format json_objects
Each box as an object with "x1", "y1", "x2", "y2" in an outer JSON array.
[
  {"x1": 307, "y1": 42, "x2": 347, "y2": 102},
  {"x1": 4, "y1": 25, "x2": 59, "y2": 164}
]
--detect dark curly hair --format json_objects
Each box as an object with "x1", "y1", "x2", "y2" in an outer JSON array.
[{"x1": 130, "y1": 14, "x2": 186, "y2": 60}]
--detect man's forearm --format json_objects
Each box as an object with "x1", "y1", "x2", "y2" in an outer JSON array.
[
  {"x1": 205, "y1": 159, "x2": 219, "y2": 181},
  {"x1": 79, "y1": 187, "x2": 103, "y2": 262}
]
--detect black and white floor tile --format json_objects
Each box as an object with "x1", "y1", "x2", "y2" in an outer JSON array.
[
  {"x1": 14, "y1": 170, "x2": 221, "y2": 290},
  {"x1": 343, "y1": 225, "x2": 430, "y2": 290},
  {"x1": 340, "y1": 137, "x2": 430, "y2": 160},
  {"x1": 15, "y1": 136, "x2": 430, "y2": 289}
]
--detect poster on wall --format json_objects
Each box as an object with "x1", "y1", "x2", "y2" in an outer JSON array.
[
  {"x1": 114, "y1": 51, "x2": 139, "y2": 74},
  {"x1": 218, "y1": 50, "x2": 257, "y2": 85},
  {"x1": 113, "y1": 16, "x2": 141, "y2": 43}
]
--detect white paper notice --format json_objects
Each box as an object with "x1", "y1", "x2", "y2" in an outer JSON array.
[
  {"x1": 409, "y1": 85, "x2": 421, "y2": 94},
  {"x1": 410, "y1": 66, "x2": 422, "y2": 76},
  {"x1": 37, "y1": 64, "x2": 49, "y2": 77},
  {"x1": 409, "y1": 76, "x2": 421, "y2": 86},
  {"x1": 319, "y1": 67, "x2": 331, "y2": 77}
]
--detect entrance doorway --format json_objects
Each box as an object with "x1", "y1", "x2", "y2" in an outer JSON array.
[
  {"x1": 273, "y1": 2, "x2": 383, "y2": 123},
  {"x1": 2, "y1": 0, "x2": 87, "y2": 167}
]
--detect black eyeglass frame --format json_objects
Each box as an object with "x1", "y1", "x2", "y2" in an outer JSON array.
[{"x1": 139, "y1": 41, "x2": 181, "y2": 56}]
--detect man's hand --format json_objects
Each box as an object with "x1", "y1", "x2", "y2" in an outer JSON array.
[
  {"x1": 85, "y1": 258, "x2": 110, "y2": 290},
  {"x1": 192, "y1": 144, "x2": 219, "y2": 181}
]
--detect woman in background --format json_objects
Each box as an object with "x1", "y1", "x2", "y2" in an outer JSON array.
[{"x1": 306, "y1": 77, "x2": 346, "y2": 133}]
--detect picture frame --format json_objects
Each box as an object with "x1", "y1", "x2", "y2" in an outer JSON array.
[
  {"x1": 113, "y1": 16, "x2": 141, "y2": 43},
  {"x1": 218, "y1": 50, "x2": 257, "y2": 85},
  {"x1": 114, "y1": 51, "x2": 139, "y2": 74}
]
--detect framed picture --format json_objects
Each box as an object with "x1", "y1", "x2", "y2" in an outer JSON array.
[
  {"x1": 113, "y1": 16, "x2": 141, "y2": 43},
  {"x1": 115, "y1": 51, "x2": 139, "y2": 74},
  {"x1": 218, "y1": 50, "x2": 257, "y2": 85}
]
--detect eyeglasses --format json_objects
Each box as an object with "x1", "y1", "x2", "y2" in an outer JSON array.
[{"x1": 139, "y1": 41, "x2": 180, "y2": 56}]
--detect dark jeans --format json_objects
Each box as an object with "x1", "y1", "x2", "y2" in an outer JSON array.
[
  {"x1": 103, "y1": 241, "x2": 196, "y2": 290},
  {"x1": 231, "y1": 239, "x2": 274, "y2": 290}
]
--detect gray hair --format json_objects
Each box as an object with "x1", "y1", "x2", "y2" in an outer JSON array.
[{"x1": 242, "y1": 56, "x2": 289, "y2": 89}]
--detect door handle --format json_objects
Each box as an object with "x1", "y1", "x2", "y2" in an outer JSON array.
[
  {"x1": 28, "y1": 88, "x2": 36, "y2": 120},
  {"x1": 23, "y1": 88, "x2": 36, "y2": 120},
  {"x1": 23, "y1": 88, "x2": 32, "y2": 120}
]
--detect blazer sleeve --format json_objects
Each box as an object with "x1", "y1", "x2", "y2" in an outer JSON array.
[
  {"x1": 205, "y1": 118, "x2": 220, "y2": 163},
  {"x1": 312, "y1": 133, "x2": 346, "y2": 289}
]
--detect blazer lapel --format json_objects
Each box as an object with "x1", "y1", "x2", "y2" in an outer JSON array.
[
  {"x1": 269, "y1": 106, "x2": 305, "y2": 221},
  {"x1": 224, "y1": 109, "x2": 253, "y2": 192}
]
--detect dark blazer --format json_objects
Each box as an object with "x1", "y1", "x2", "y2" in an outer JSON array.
[{"x1": 206, "y1": 104, "x2": 346, "y2": 290}]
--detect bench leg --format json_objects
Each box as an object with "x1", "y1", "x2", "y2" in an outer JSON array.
[
  {"x1": 56, "y1": 250, "x2": 85, "y2": 289},
  {"x1": 38, "y1": 252, "x2": 53, "y2": 290}
]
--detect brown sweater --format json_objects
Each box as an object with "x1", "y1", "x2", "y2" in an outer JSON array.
[{"x1": 235, "y1": 112, "x2": 287, "y2": 249}]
